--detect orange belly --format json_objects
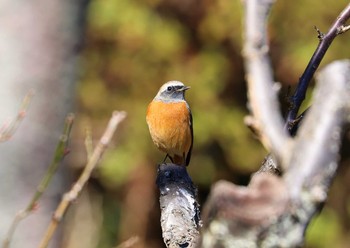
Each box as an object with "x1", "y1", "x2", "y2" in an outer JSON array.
[{"x1": 146, "y1": 100, "x2": 192, "y2": 165}]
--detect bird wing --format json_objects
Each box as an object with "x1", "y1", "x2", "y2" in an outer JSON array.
[{"x1": 186, "y1": 105, "x2": 193, "y2": 166}]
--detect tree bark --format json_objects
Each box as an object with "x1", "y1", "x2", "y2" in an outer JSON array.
[{"x1": 156, "y1": 163, "x2": 201, "y2": 248}]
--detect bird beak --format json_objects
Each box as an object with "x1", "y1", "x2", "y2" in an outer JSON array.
[{"x1": 177, "y1": 85, "x2": 190, "y2": 92}]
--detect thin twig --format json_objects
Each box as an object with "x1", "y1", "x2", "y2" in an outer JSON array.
[
  {"x1": 84, "y1": 125, "x2": 93, "y2": 160},
  {"x1": 114, "y1": 236, "x2": 140, "y2": 248},
  {"x1": 38, "y1": 111, "x2": 127, "y2": 248},
  {"x1": 286, "y1": 3, "x2": 350, "y2": 129},
  {"x1": 0, "y1": 90, "x2": 34, "y2": 142},
  {"x1": 337, "y1": 24, "x2": 350, "y2": 34},
  {"x1": 2, "y1": 113, "x2": 74, "y2": 248}
]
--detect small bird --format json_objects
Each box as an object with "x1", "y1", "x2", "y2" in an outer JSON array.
[{"x1": 146, "y1": 81, "x2": 193, "y2": 166}]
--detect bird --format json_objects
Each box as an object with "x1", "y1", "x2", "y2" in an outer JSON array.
[{"x1": 146, "y1": 81, "x2": 193, "y2": 166}]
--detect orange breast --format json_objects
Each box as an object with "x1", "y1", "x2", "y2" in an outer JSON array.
[{"x1": 146, "y1": 100, "x2": 192, "y2": 160}]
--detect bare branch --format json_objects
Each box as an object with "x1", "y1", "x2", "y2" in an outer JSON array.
[
  {"x1": 286, "y1": 3, "x2": 350, "y2": 128},
  {"x1": 38, "y1": 111, "x2": 127, "y2": 248},
  {"x1": 156, "y1": 163, "x2": 201, "y2": 248},
  {"x1": 242, "y1": 0, "x2": 291, "y2": 165},
  {"x1": 254, "y1": 153, "x2": 281, "y2": 176},
  {"x1": 337, "y1": 24, "x2": 350, "y2": 35},
  {"x1": 2, "y1": 113, "x2": 74, "y2": 248},
  {"x1": 0, "y1": 90, "x2": 34, "y2": 142},
  {"x1": 84, "y1": 125, "x2": 93, "y2": 160},
  {"x1": 200, "y1": 174, "x2": 288, "y2": 247},
  {"x1": 114, "y1": 236, "x2": 140, "y2": 248}
]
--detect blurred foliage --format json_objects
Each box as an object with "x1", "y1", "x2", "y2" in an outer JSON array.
[{"x1": 69, "y1": 0, "x2": 350, "y2": 247}]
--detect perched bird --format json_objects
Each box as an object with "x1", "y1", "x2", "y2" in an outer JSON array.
[{"x1": 146, "y1": 81, "x2": 193, "y2": 166}]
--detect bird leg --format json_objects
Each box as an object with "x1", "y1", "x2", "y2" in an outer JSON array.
[{"x1": 163, "y1": 154, "x2": 174, "y2": 164}]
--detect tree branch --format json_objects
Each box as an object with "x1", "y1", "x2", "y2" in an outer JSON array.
[
  {"x1": 0, "y1": 90, "x2": 34, "y2": 142},
  {"x1": 242, "y1": 0, "x2": 291, "y2": 166},
  {"x1": 286, "y1": 3, "x2": 350, "y2": 129},
  {"x1": 38, "y1": 111, "x2": 127, "y2": 248},
  {"x1": 200, "y1": 174, "x2": 288, "y2": 248},
  {"x1": 156, "y1": 163, "x2": 201, "y2": 248},
  {"x1": 200, "y1": 60, "x2": 350, "y2": 248}
]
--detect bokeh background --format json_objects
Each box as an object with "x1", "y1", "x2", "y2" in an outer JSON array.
[{"x1": 63, "y1": 0, "x2": 350, "y2": 247}]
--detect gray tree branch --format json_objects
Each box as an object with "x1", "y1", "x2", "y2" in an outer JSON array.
[
  {"x1": 156, "y1": 164, "x2": 201, "y2": 248},
  {"x1": 242, "y1": 0, "x2": 291, "y2": 166}
]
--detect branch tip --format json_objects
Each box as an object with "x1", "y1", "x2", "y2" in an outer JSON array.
[
  {"x1": 337, "y1": 24, "x2": 350, "y2": 34},
  {"x1": 314, "y1": 25, "x2": 324, "y2": 40}
]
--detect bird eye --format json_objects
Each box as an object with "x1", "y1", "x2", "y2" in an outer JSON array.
[{"x1": 167, "y1": 86, "x2": 172, "y2": 91}]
